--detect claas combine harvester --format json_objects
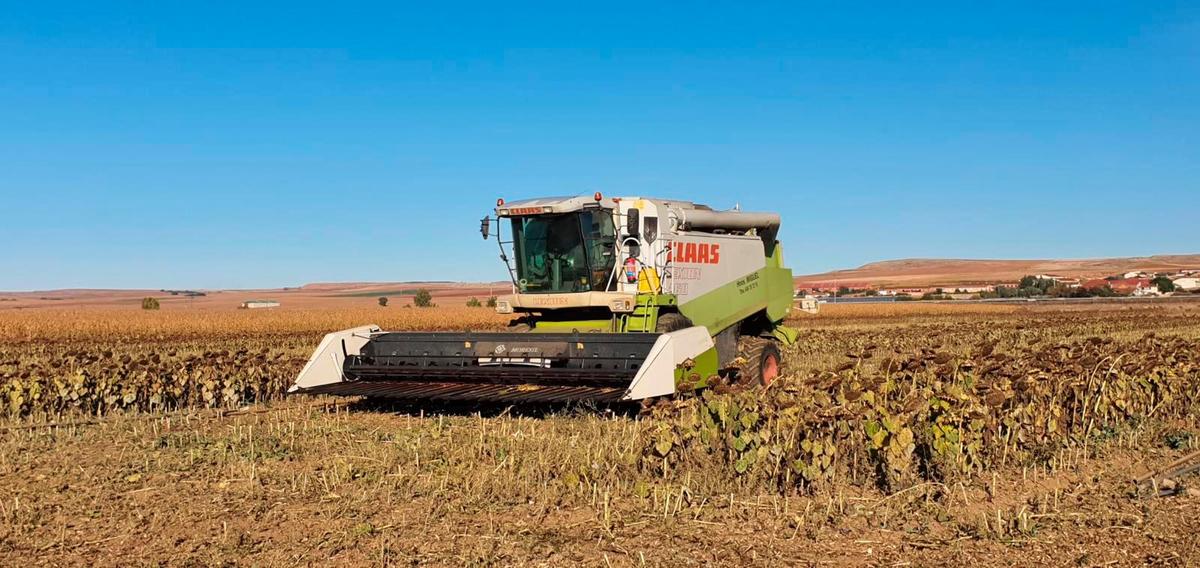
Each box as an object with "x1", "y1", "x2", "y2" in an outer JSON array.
[{"x1": 290, "y1": 194, "x2": 814, "y2": 403}]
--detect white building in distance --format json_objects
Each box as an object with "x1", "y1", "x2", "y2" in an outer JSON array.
[
  {"x1": 240, "y1": 300, "x2": 280, "y2": 309},
  {"x1": 1173, "y1": 277, "x2": 1200, "y2": 291}
]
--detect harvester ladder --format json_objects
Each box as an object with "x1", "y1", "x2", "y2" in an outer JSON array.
[{"x1": 623, "y1": 295, "x2": 659, "y2": 333}]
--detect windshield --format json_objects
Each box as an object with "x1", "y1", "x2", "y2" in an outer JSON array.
[{"x1": 511, "y1": 210, "x2": 616, "y2": 293}]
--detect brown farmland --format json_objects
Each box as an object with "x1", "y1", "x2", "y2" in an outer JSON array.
[
  {"x1": 0, "y1": 281, "x2": 510, "y2": 311},
  {"x1": 2, "y1": 301, "x2": 1199, "y2": 566}
]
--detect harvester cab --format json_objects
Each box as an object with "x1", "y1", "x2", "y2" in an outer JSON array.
[{"x1": 290, "y1": 194, "x2": 807, "y2": 403}]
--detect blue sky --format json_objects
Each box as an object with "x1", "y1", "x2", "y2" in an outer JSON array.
[{"x1": 1, "y1": 2, "x2": 1197, "y2": 290}]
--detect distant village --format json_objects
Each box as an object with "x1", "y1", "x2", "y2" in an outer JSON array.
[{"x1": 797, "y1": 269, "x2": 1200, "y2": 301}]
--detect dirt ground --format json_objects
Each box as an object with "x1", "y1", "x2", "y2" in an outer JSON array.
[{"x1": 2, "y1": 403, "x2": 1198, "y2": 567}]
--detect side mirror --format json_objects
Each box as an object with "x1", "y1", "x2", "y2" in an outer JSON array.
[
  {"x1": 626, "y1": 208, "x2": 640, "y2": 238},
  {"x1": 480, "y1": 217, "x2": 490, "y2": 240}
]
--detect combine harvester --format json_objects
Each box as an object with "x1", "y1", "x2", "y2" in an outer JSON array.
[{"x1": 290, "y1": 194, "x2": 814, "y2": 403}]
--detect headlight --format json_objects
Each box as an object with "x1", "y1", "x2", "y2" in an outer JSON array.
[
  {"x1": 495, "y1": 300, "x2": 513, "y2": 314},
  {"x1": 609, "y1": 299, "x2": 634, "y2": 313}
]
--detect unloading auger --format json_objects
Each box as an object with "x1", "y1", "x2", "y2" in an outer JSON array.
[{"x1": 290, "y1": 194, "x2": 811, "y2": 403}]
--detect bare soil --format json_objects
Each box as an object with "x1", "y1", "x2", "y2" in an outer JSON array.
[{"x1": 2, "y1": 405, "x2": 1198, "y2": 566}]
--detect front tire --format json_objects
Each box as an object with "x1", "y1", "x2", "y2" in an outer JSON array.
[
  {"x1": 655, "y1": 312, "x2": 692, "y2": 333},
  {"x1": 736, "y1": 337, "x2": 783, "y2": 386}
]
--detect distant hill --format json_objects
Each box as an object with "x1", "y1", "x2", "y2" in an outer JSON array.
[
  {"x1": 795, "y1": 254, "x2": 1200, "y2": 289},
  {"x1": 7, "y1": 256, "x2": 1198, "y2": 310},
  {"x1": 0, "y1": 282, "x2": 510, "y2": 310}
]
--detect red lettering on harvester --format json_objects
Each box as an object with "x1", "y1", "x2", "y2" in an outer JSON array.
[{"x1": 671, "y1": 241, "x2": 721, "y2": 264}]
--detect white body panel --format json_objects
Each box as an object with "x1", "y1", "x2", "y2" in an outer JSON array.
[
  {"x1": 290, "y1": 323, "x2": 711, "y2": 401},
  {"x1": 623, "y1": 325, "x2": 715, "y2": 400},
  {"x1": 660, "y1": 233, "x2": 765, "y2": 303},
  {"x1": 608, "y1": 198, "x2": 772, "y2": 302},
  {"x1": 290, "y1": 325, "x2": 381, "y2": 391}
]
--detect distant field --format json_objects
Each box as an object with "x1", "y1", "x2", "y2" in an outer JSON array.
[
  {"x1": 796, "y1": 254, "x2": 1200, "y2": 288},
  {"x1": 797, "y1": 301, "x2": 1021, "y2": 318},
  {"x1": 330, "y1": 289, "x2": 423, "y2": 297},
  {"x1": 0, "y1": 282, "x2": 507, "y2": 311},
  {"x1": 2, "y1": 301, "x2": 1199, "y2": 565}
]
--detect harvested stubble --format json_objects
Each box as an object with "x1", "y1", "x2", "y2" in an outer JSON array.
[
  {"x1": 2, "y1": 303, "x2": 1200, "y2": 565},
  {"x1": 794, "y1": 301, "x2": 1020, "y2": 319}
]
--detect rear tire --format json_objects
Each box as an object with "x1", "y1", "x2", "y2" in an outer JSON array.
[{"x1": 736, "y1": 337, "x2": 783, "y2": 386}]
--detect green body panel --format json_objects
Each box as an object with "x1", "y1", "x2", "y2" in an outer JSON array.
[
  {"x1": 763, "y1": 245, "x2": 795, "y2": 322},
  {"x1": 621, "y1": 294, "x2": 677, "y2": 332},
  {"x1": 675, "y1": 346, "x2": 719, "y2": 389},
  {"x1": 642, "y1": 293, "x2": 679, "y2": 307},
  {"x1": 622, "y1": 294, "x2": 659, "y2": 332},
  {"x1": 528, "y1": 320, "x2": 613, "y2": 333},
  {"x1": 772, "y1": 324, "x2": 800, "y2": 346},
  {"x1": 676, "y1": 277, "x2": 758, "y2": 335}
]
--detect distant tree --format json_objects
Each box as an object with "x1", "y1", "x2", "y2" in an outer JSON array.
[
  {"x1": 982, "y1": 285, "x2": 1021, "y2": 299},
  {"x1": 1011, "y1": 274, "x2": 1058, "y2": 298},
  {"x1": 485, "y1": 296, "x2": 498, "y2": 308},
  {"x1": 1152, "y1": 276, "x2": 1176, "y2": 294},
  {"x1": 1046, "y1": 283, "x2": 1073, "y2": 298},
  {"x1": 141, "y1": 297, "x2": 160, "y2": 310},
  {"x1": 465, "y1": 297, "x2": 482, "y2": 307},
  {"x1": 378, "y1": 296, "x2": 389, "y2": 307},
  {"x1": 413, "y1": 289, "x2": 434, "y2": 308}
]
